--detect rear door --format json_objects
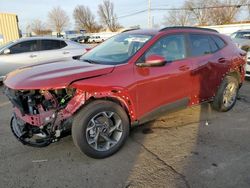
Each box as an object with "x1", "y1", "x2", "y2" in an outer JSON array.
[
  {"x1": 188, "y1": 33, "x2": 228, "y2": 102},
  {"x1": 135, "y1": 34, "x2": 193, "y2": 119},
  {"x1": 0, "y1": 40, "x2": 39, "y2": 75},
  {"x1": 37, "y1": 39, "x2": 69, "y2": 63}
]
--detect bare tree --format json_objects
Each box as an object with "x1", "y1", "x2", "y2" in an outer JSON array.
[
  {"x1": 48, "y1": 6, "x2": 69, "y2": 34},
  {"x1": 185, "y1": 0, "x2": 247, "y2": 25},
  {"x1": 209, "y1": 0, "x2": 247, "y2": 25},
  {"x1": 98, "y1": 0, "x2": 122, "y2": 32},
  {"x1": 185, "y1": 0, "x2": 213, "y2": 25},
  {"x1": 30, "y1": 19, "x2": 46, "y2": 35},
  {"x1": 163, "y1": 9, "x2": 192, "y2": 26},
  {"x1": 73, "y1": 5, "x2": 102, "y2": 33}
]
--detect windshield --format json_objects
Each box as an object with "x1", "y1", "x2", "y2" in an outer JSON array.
[
  {"x1": 81, "y1": 33, "x2": 152, "y2": 65},
  {"x1": 232, "y1": 32, "x2": 250, "y2": 40},
  {"x1": 0, "y1": 41, "x2": 14, "y2": 52}
]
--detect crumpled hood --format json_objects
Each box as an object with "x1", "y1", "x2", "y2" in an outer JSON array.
[{"x1": 4, "y1": 60, "x2": 115, "y2": 90}]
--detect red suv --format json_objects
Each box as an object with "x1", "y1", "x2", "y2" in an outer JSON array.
[{"x1": 4, "y1": 27, "x2": 246, "y2": 158}]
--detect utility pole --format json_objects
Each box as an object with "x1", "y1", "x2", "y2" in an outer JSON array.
[{"x1": 148, "y1": 0, "x2": 151, "y2": 28}]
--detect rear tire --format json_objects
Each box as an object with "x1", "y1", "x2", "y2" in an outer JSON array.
[
  {"x1": 72, "y1": 100, "x2": 130, "y2": 159},
  {"x1": 212, "y1": 76, "x2": 239, "y2": 112}
]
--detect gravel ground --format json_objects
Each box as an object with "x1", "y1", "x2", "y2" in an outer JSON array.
[{"x1": 0, "y1": 81, "x2": 250, "y2": 188}]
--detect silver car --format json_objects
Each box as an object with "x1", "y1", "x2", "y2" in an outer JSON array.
[
  {"x1": 0, "y1": 37, "x2": 87, "y2": 81},
  {"x1": 231, "y1": 30, "x2": 250, "y2": 77}
]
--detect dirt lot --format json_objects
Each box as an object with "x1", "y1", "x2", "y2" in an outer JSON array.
[{"x1": 1, "y1": 81, "x2": 250, "y2": 188}]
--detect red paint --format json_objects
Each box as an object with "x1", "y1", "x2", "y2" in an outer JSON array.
[
  {"x1": 145, "y1": 54, "x2": 166, "y2": 65},
  {"x1": 4, "y1": 28, "x2": 246, "y2": 127}
]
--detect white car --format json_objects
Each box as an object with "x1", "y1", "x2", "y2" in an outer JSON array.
[
  {"x1": 246, "y1": 52, "x2": 250, "y2": 77},
  {"x1": 0, "y1": 37, "x2": 87, "y2": 81},
  {"x1": 88, "y1": 36, "x2": 104, "y2": 43}
]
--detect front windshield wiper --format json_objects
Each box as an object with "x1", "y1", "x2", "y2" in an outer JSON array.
[{"x1": 81, "y1": 59, "x2": 99, "y2": 64}]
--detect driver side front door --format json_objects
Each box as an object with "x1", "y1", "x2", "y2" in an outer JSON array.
[{"x1": 134, "y1": 34, "x2": 193, "y2": 122}]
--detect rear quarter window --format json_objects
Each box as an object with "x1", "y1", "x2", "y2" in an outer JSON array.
[{"x1": 211, "y1": 35, "x2": 226, "y2": 49}]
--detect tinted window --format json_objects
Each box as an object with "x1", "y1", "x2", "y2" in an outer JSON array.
[
  {"x1": 209, "y1": 36, "x2": 219, "y2": 53},
  {"x1": 40, "y1": 40, "x2": 67, "y2": 51},
  {"x1": 60, "y1": 41, "x2": 67, "y2": 48},
  {"x1": 10, "y1": 40, "x2": 38, "y2": 54},
  {"x1": 212, "y1": 35, "x2": 226, "y2": 49},
  {"x1": 145, "y1": 34, "x2": 186, "y2": 61},
  {"x1": 189, "y1": 34, "x2": 211, "y2": 56},
  {"x1": 235, "y1": 32, "x2": 250, "y2": 39}
]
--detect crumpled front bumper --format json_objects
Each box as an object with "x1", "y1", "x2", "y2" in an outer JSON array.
[{"x1": 6, "y1": 88, "x2": 87, "y2": 127}]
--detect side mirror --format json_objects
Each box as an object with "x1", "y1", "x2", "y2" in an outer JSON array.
[
  {"x1": 3, "y1": 48, "x2": 10, "y2": 55},
  {"x1": 137, "y1": 54, "x2": 166, "y2": 67}
]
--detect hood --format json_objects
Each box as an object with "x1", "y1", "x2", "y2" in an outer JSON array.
[{"x1": 4, "y1": 60, "x2": 115, "y2": 90}]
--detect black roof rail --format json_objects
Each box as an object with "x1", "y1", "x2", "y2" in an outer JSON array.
[{"x1": 159, "y1": 26, "x2": 219, "y2": 33}]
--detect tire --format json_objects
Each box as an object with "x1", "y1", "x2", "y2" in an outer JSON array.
[
  {"x1": 72, "y1": 100, "x2": 130, "y2": 159},
  {"x1": 212, "y1": 75, "x2": 239, "y2": 112}
]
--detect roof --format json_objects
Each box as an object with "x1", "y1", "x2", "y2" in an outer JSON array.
[
  {"x1": 159, "y1": 26, "x2": 218, "y2": 33},
  {"x1": 0, "y1": 12, "x2": 17, "y2": 16},
  {"x1": 124, "y1": 26, "x2": 219, "y2": 36},
  {"x1": 236, "y1": 29, "x2": 250, "y2": 32},
  {"x1": 13, "y1": 36, "x2": 66, "y2": 42}
]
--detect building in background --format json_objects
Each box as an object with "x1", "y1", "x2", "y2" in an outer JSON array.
[
  {"x1": 0, "y1": 13, "x2": 20, "y2": 45},
  {"x1": 202, "y1": 22, "x2": 250, "y2": 35}
]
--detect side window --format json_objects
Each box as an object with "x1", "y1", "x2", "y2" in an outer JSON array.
[
  {"x1": 144, "y1": 34, "x2": 186, "y2": 62},
  {"x1": 189, "y1": 34, "x2": 211, "y2": 56},
  {"x1": 40, "y1": 40, "x2": 64, "y2": 51},
  {"x1": 212, "y1": 35, "x2": 226, "y2": 49},
  {"x1": 60, "y1": 41, "x2": 67, "y2": 48},
  {"x1": 9, "y1": 40, "x2": 38, "y2": 54},
  {"x1": 208, "y1": 36, "x2": 219, "y2": 53}
]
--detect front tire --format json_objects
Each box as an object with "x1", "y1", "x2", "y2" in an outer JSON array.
[
  {"x1": 212, "y1": 76, "x2": 239, "y2": 112},
  {"x1": 72, "y1": 100, "x2": 130, "y2": 158}
]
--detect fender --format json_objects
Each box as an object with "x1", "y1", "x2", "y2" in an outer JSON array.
[{"x1": 64, "y1": 86, "x2": 137, "y2": 122}]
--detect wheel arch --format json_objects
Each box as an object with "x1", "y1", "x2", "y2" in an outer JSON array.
[
  {"x1": 87, "y1": 96, "x2": 132, "y2": 122},
  {"x1": 226, "y1": 70, "x2": 242, "y2": 85},
  {"x1": 72, "y1": 90, "x2": 137, "y2": 123}
]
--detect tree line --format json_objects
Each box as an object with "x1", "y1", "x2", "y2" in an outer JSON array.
[
  {"x1": 164, "y1": 0, "x2": 250, "y2": 26},
  {"x1": 29, "y1": 0, "x2": 121, "y2": 35},
  {"x1": 29, "y1": 0, "x2": 250, "y2": 35}
]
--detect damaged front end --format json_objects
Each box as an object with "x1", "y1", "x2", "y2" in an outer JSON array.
[{"x1": 5, "y1": 87, "x2": 85, "y2": 147}]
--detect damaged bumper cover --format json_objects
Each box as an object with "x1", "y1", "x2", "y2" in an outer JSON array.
[{"x1": 5, "y1": 87, "x2": 86, "y2": 127}]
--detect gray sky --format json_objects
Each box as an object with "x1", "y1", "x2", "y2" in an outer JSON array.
[{"x1": 0, "y1": 0, "x2": 185, "y2": 31}]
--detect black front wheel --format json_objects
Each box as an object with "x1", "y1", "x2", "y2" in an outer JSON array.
[{"x1": 72, "y1": 100, "x2": 130, "y2": 158}]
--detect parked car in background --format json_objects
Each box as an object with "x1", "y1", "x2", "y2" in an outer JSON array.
[
  {"x1": 70, "y1": 36, "x2": 84, "y2": 43},
  {"x1": 0, "y1": 37, "x2": 87, "y2": 81},
  {"x1": 246, "y1": 52, "x2": 250, "y2": 77},
  {"x1": 88, "y1": 35, "x2": 104, "y2": 43},
  {"x1": 231, "y1": 30, "x2": 250, "y2": 77},
  {"x1": 4, "y1": 27, "x2": 246, "y2": 158},
  {"x1": 70, "y1": 36, "x2": 90, "y2": 43},
  {"x1": 80, "y1": 36, "x2": 90, "y2": 43}
]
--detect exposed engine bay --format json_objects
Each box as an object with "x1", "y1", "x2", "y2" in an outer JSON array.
[{"x1": 4, "y1": 87, "x2": 78, "y2": 147}]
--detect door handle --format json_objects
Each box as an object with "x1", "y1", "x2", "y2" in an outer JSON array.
[
  {"x1": 179, "y1": 65, "x2": 190, "y2": 71},
  {"x1": 218, "y1": 58, "x2": 226, "y2": 63},
  {"x1": 30, "y1": 54, "x2": 37, "y2": 58},
  {"x1": 63, "y1": 51, "x2": 70, "y2": 54}
]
